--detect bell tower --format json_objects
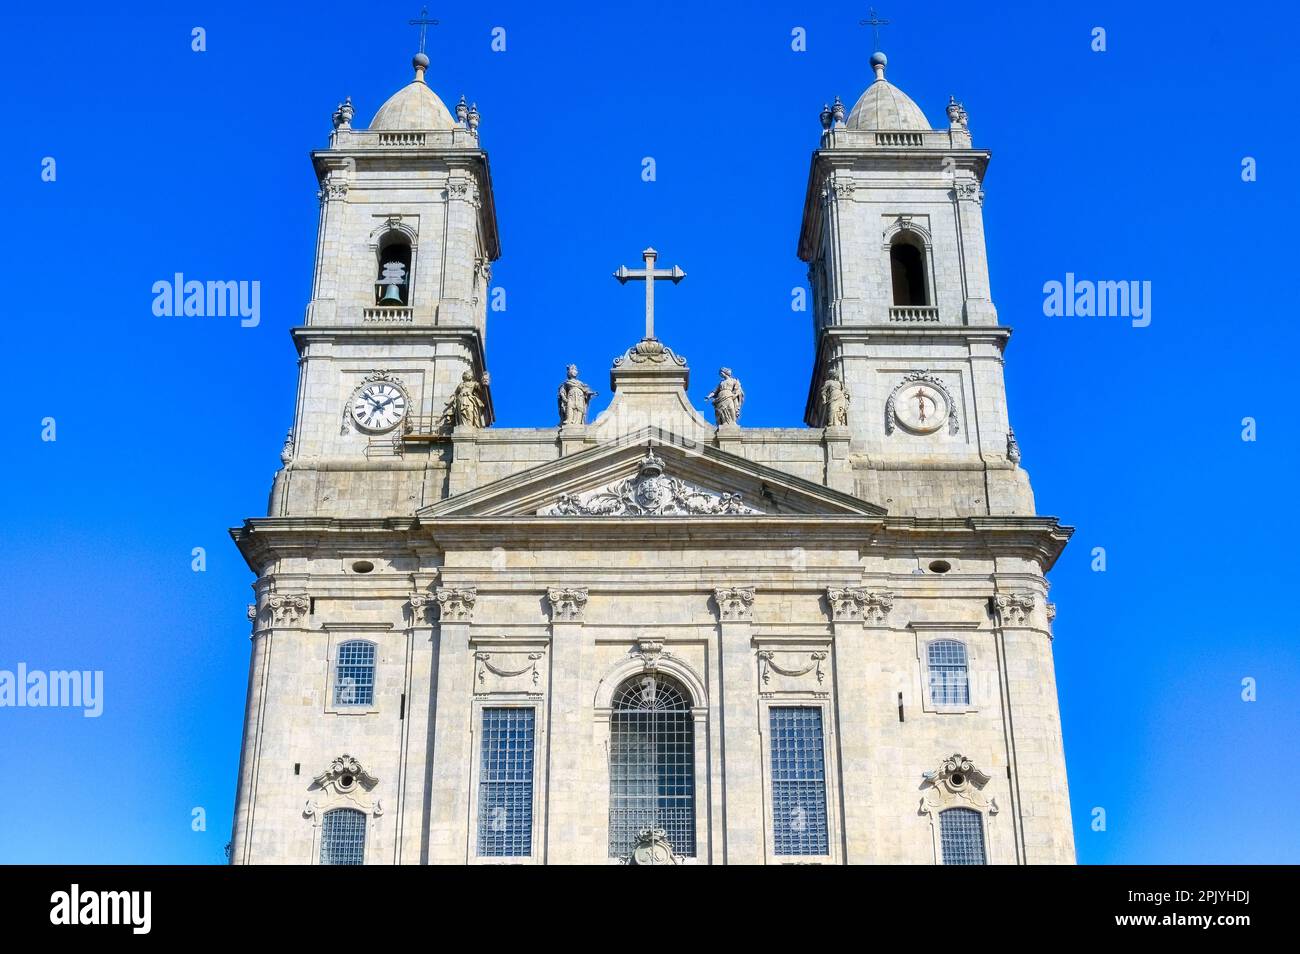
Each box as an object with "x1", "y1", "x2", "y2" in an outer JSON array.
[
  {"x1": 799, "y1": 49, "x2": 1032, "y2": 518},
  {"x1": 272, "y1": 49, "x2": 500, "y2": 516}
]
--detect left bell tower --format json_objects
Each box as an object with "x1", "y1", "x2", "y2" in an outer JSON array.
[{"x1": 273, "y1": 50, "x2": 500, "y2": 517}]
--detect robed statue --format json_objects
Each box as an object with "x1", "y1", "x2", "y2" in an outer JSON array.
[
  {"x1": 820, "y1": 366, "x2": 850, "y2": 427},
  {"x1": 557, "y1": 364, "x2": 597, "y2": 425},
  {"x1": 707, "y1": 367, "x2": 745, "y2": 426},
  {"x1": 442, "y1": 370, "x2": 487, "y2": 428}
]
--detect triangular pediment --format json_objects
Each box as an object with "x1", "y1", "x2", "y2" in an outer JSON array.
[{"x1": 418, "y1": 428, "x2": 885, "y2": 518}]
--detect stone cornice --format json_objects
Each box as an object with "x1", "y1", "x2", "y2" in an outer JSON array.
[{"x1": 231, "y1": 513, "x2": 1072, "y2": 571}]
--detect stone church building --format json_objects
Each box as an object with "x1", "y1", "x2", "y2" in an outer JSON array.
[{"x1": 229, "y1": 42, "x2": 1075, "y2": 865}]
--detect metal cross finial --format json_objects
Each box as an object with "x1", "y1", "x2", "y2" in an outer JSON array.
[
  {"x1": 613, "y1": 248, "x2": 686, "y2": 341},
  {"x1": 860, "y1": 6, "x2": 890, "y2": 48},
  {"x1": 409, "y1": 6, "x2": 440, "y2": 54}
]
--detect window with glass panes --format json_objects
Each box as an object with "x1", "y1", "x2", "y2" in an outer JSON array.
[
  {"x1": 769, "y1": 706, "x2": 829, "y2": 855},
  {"x1": 939, "y1": 807, "x2": 987, "y2": 864},
  {"x1": 927, "y1": 639, "x2": 970, "y2": 706},
  {"x1": 476, "y1": 707, "x2": 535, "y2": 857}
]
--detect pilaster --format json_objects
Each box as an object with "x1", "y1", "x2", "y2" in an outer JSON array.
[
  {"x1": 713, "y1": 586, "x2": 762, "y2": 864},
  {"x1": 543, "y1": 586, "x2": 589, "y2": 863}
]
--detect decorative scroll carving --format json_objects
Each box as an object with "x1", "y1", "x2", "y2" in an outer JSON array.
[
  {"x1": 313, "y1": 754, "x2": 378, "y2": 794},
  {"x1": 246, "y1": 603, "x2": 258, "y2": 623},
  {"x1": 613, "y1": 338, "x2": 688, "y2": 367},
  {"x1": 1046, "y1": 601, "x2": 1057, "y2": 622},
  {"x1": 305, "y1": 755, "x2": 382, "y2": 820},
  {"x1": 631, "y1": 638, "x2": 665, "y2": 670},
  {"x1": 474, "y1": 651, "x2": 543, "y2": 689},
  {"x1": 436, "y1": 586, "x2": 477, "y2": 623},
  {"x1": 268, "y1": 593, "x2": 309, "y2": 627},
  {"x1": 1006, "y1": 428, "x2": 1021, "y2": 464},
  {"x1": 920, "y1": 753, "x2": 998, "y2": 817},
  {"x1": 993, "y1": 592, "x2": 1035, "y2": 626},
  {"x1": 758, "y1": 650, "x2": 828, "y2": 686},
  {"x1": 546, "y1": 587, "x2": 589, "y2": 623},
  {"x1": 714, "y1": 587, "x2": 755, "y2": 623},
  {"x1": 542, "y1": 448, "x2": 760, "y2": 516},
  {"x1": 624, "y1": 827, "x2": 681, "y2": 866}
]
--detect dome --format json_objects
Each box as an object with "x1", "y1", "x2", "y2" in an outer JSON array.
[
  {"x1": 845, "y1": 54, "x2": 931, "y2": 131},
  {"x1": 369, "y1": 56, "x2": 457, "y2": 131}
]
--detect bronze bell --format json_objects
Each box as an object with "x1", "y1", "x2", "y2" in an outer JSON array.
[{"x1": 379, "y1": 283, "x2": 404, "y2": 305}]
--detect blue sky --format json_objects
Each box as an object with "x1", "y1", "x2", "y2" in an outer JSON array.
[{"x1": 0, "y1": 1, "x2": 1295, "y2": 863}]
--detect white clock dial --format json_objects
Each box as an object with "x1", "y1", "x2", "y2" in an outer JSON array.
[
  {"x1": 351, "y1": 382, "x2": 408, "y2": 432},
  {"x1": 893, "y1": 382, "x2": 948, "y2": 434}
]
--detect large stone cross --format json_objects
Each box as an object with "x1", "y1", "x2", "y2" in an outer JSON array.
[{"x1": 613, "y1": 247, "x2": 685, "y2": 341}]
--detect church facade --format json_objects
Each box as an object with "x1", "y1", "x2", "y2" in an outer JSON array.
[{"x1": 229, "y1": 44, "x2": 1075, "y2": 865}]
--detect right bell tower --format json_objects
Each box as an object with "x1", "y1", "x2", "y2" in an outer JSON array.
[{"x1": 799, "y1": 49, "x2": 1034, "y2": 518}]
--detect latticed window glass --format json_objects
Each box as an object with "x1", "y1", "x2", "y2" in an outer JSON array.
[
  {"x1": 939, "y1": 807, "x2": 986, "y2": 864},
  {"x1": 334, "y1": 640, "x2": 375, "y2": 707},
  {"x1": 319, "y1": 808, "x2": 366, "y2": 865},
  {"x1": 608, "y1": 674, "x2": 695, "y2": 859},
  {"x1": 476, "y1": 707, "x2": 535, "y2": 857},
  {"x1": 769, "y1": 707, "x2": 830, "y2": 855},
  {"x1": 928, "y1": 639, "x2": 970, "y2": 706}
]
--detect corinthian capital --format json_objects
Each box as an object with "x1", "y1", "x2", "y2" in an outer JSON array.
[
  {"x1": 436, "y1": 586, "x2": 477, "y2": 623},
  {"x1": 714, "y1": 587, "x2": 755, "y2": 623},
  {"x1": 546, "y1": 587, "x2": 589, "y2": 623}
]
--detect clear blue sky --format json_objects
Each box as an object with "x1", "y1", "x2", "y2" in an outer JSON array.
[{"x1": 1, "y1": 1, "x2": 1295, "y2": 864}]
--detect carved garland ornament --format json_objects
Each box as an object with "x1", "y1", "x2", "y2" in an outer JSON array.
[
  {"x1": 474, "y1": 651, "x2": 543, "y2": 688},
  {"x1": 758, "y1": 650, "x2": 828, "y2": 686},
  {"x1": 542, "y1": 448, "x2": 760, "y2": 516}
]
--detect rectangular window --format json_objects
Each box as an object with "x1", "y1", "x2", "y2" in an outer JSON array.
[
  {"x1": 476, "y1": 707, "x2": 535, "y2": 857},
  {"x1": 769, "y1": 706, "x2": 829, "y2": 856}
]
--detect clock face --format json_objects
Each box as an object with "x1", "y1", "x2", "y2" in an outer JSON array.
[
  {"x1": 893, "y1": 382, "x2": 948, "y2": 434},
  {"x1": 351, "y1": 382, "x2": 408, "y2": 432}
]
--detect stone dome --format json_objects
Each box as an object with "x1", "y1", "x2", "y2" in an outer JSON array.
[
  {"x1": 845, "y1": 53, "x2": 931, "y2": 131},
  {"x1": 369, "y1": 56, "x2": 457, "y2": 131}
]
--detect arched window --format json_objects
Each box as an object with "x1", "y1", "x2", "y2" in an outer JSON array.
[
  {"x1": 890, "y1": 235, "x2": 929, "y2": 306},
  {"x1": 334, "y1": 640, "x2": 375, "y2": 707},
  {"x1": 375, "y1": 234, "x2": 412, "y2": 306},
  {"x1": 608, "y1": 673, "x2": 695, "y2": 859},
  {"x1": 319, "y1": 808, "x2": 366, "y2": 865},
  {"x1": 938, "y1": 807, "x2": 986, "y2": 865},
  {"x1": 927, "y1": 639, "x2": 969, "y2": 706}
]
